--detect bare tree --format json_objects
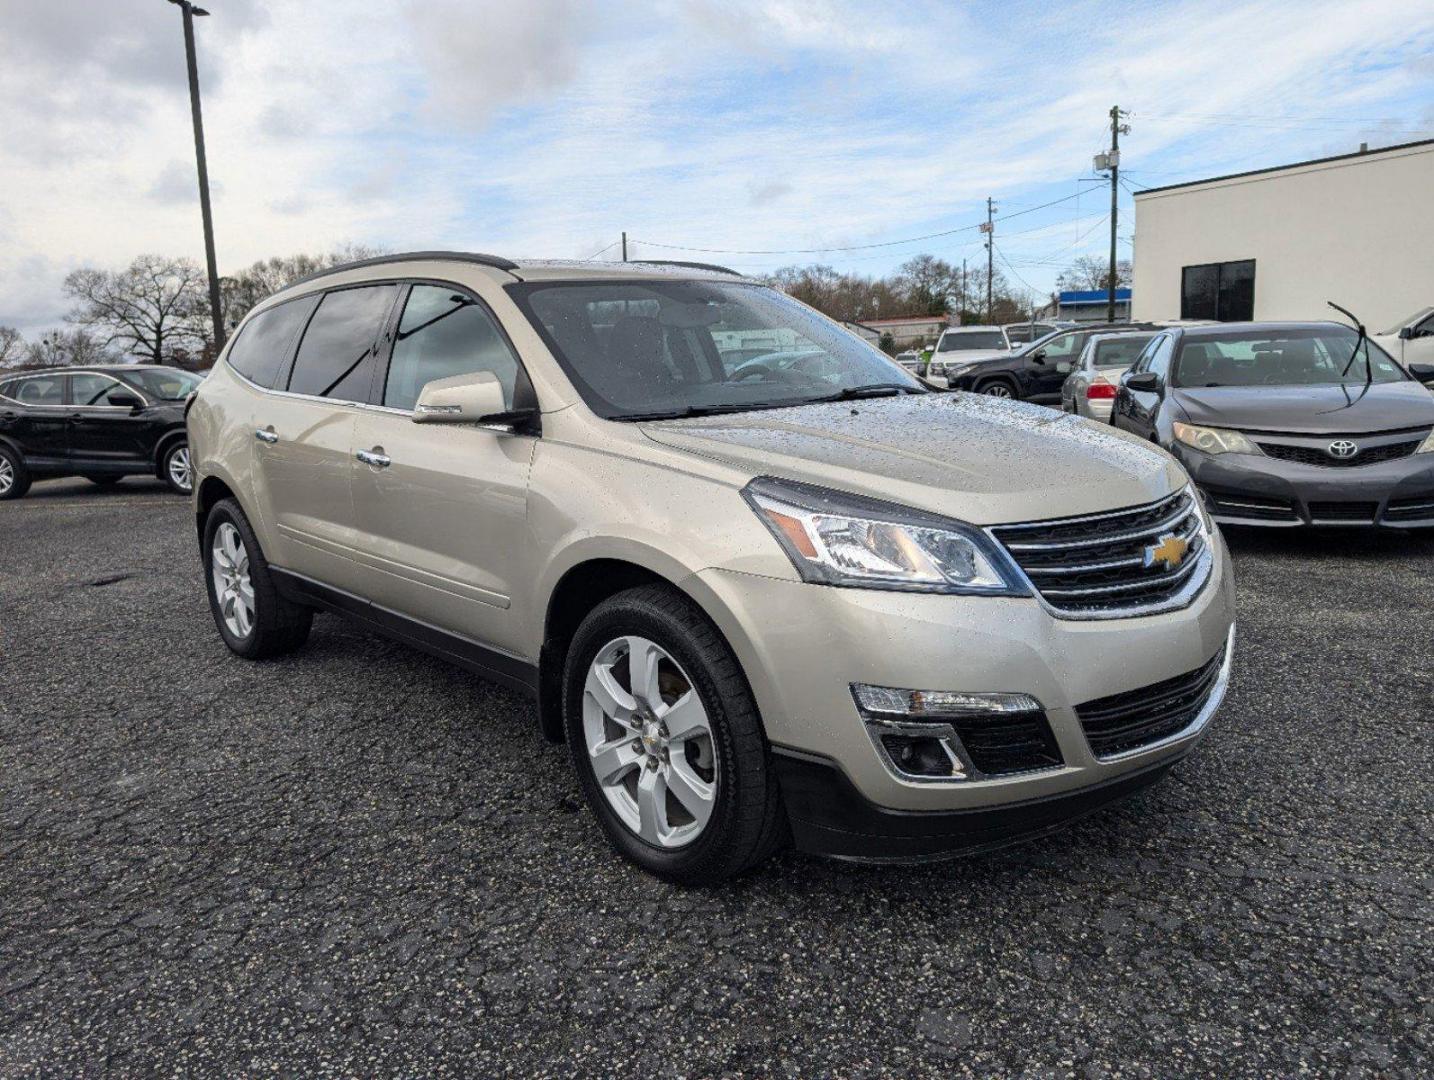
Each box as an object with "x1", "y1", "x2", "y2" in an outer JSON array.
[
  {"x1": 895, "y1": 255, "x2": 957, "y2": 316},
  {"x1": 23, "y1": 329, "x2": 118, "y2": 368},
  {"x1": 221, "y1": 243, "x2": 387, "y2": 329},
  {"x1": 0, "y1": 326, "x2": 26, "y2": 368},
  {"x1": 1057, "y1": 255, "x2": 1132, "y2": 292},
  {"x1": 64, "y1": 255, "x2": 210, "y2": 365}
]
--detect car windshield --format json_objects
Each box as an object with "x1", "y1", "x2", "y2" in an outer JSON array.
[
  {"x1": 1172, "y1": 328, "x2": 1406, "y2": 388},
  {"x1": 118, "y1": 368, "x2": 203, "y2": 400},
  {"x1": 507, "y1": 280, "x2": 923, "y2": 419},
  {"x1": 939, "y1": 331, "x2": 1005, "y2": 351},
  {"x1": 1092, "y1": 335, "x2": 1154, "y2": 368},
  {"x1": 1381, "y1": 306, "x2": 1434, "y2": 335}
]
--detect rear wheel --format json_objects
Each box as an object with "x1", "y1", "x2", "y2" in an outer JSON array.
[
  {"x1": 564, "y1": 584, "x2": 787, "y2": 884},
  {"x1": 0, "y1": 446, "x2": 30, "y2": 500},
  {"x1": 203, "y1": 498, "x2": 312, "y2": 659},
  {"x1": 162, "y1": 440, "x2": 193, "y2": 495}
]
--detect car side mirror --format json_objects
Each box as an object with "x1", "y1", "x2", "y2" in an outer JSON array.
[
  {"x1": 107, "y1": 390, "x2": 143, "y2": 410},
  {"x1": 1030, "y1": 349, "x2": 1047, "y2": 365},
  {"x1": 412, "y1": 371, "x2": 524, "y2": 425},
  {"x1": 1398, "y1": 326, "x2": 1414, "y2": 340},
  {"x1": 1408, "y1": 361, "x2": 1434, "y2": 384},
  {"x1": 1124, "y1": 371, "x2": 1161, "y2": 392}
]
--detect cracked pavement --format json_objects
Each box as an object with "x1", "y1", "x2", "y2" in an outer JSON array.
[{"x1": 1, "y1": 477, "x2": 1431, "y2": 1077}]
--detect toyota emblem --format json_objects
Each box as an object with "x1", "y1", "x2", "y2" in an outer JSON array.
[{"x1": 1327, "y1": 440, "x2": 1358, "y2": 459}]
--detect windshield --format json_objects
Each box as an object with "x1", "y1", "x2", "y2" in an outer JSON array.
[
  {"x1": 1091, "y1": 335, "x2": 1154, "y2": 369},
  {"x1": 1382, "y1": 306, "x2": 1434, "y2": 335},
  {"x1": 939, "y1": 331, "x2": 1005, "y2": 351},
  {"x1": 1172, "y1": 328, "x2": 1406, "y2": 388},
  {"x1": 118, "y1": 368, "x2": 203, "y2": 400},
  {"x1": 507, "y1": 280, "x2": 922, "y2": 419}
]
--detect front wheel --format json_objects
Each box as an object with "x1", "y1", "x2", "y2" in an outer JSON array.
[
  {"x1": 203, "y1": 498, "x2": 312, "y2": 659},
  {"x1": 979, "y1": 379, "x2": 1016, "y2": 399},
  {"x1": 0, "y1": 445, "x2": 32, "y2": 500},
  {"x1": 162, "y1": 440, "x2": 193, "y2": 495},
  {"x1": 564, "y1": 584, "x2": 787, "y2": 884}
]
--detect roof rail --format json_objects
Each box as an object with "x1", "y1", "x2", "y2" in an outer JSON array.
[
  {"x1": 629, "y1": 259, "x2": 743, "y2": 276},
  {"x1": 284, "y1": 250, "x2": 519, "y2": 290}
]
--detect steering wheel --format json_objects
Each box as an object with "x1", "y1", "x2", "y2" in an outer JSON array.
[{"x1": 728, "y1": 364, "x2": 773, "y2": 383}]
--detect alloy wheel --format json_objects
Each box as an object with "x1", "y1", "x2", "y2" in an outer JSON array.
[
  {"x1": 983, "y1": 383, "x2": 1014, "y2": 398},
  {"x1": 168, "y1": 446, "x2": 193, "y2": 492},
  {"x1": 0, "y1": 457, "x2": 12, "y2": 495},
  {"x1": 582, "y1": 635, "x2": 718, "y2": 849},
  {"x1": 211, "y1": 522, "x2": 255, "y2": 638}
]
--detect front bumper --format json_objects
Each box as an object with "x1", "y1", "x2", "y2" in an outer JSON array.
[
  {"x1": 685, "y1": 537, "x2": 1235, "y2": 849},
  {"x1": 1172, "y1": 443, "x2": 1434, "y2": 527}
]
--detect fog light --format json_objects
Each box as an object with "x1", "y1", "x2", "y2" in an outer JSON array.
[{"x1": 880, "y1": 734, "x2": 961, "y2": 778}]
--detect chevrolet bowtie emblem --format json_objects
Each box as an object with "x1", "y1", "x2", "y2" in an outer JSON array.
[{"x1": 1144, "y1": 532, "x2": 1189, "y2": 571}]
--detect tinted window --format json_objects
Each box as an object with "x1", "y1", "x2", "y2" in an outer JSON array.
[
  {"x1": 288, "y1": 286, "x2": 397, "y2": 401},
  {"x1": 69, "y1": 373, "x2": 125, "y2": 406},
  {"x1": 383, "y1": 286, "x2": 522, "y2": 411},
  {"x1": 939, "y1": 331, "x2": 1005, "y2": 351},
  {"x1": 1039, "y1": 331, "x2": 1085, "y2": 359},
  {"x1": 1146, "y1": 335, "x2": 1176, "y2": 380},
  {"x1": 227, "y1": 296, "x2": 319, "y2": 389},
  {"x1": 13, "y1": 376, "x2": 64, "y2": 405},
  {"x1": 1182, "y1": 260, "x2": 1255, "y2": 321},
  {"x1": 1092, "y1": 335, "x2": 1154, "y2": 368},
  {"x1": 120, "y1": 368, "x2": 201, "y2": 400}
]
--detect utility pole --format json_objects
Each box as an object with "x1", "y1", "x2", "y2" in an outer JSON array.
[
  {"x1": 979, "y1": 197, "x2": 996, "y2": 322},
  {"x1": 621, "y1": 231, "x2": 628, "y2": 262},
  {"x1": 168, "y1": 0, "x2": 224, "y2": 354},
  {"x1": 960, "y1": 258, "x2": 967, "y2": 323},
  {"x1": 1096, "y1": 105, "x2": 1130, "y2": 322}
]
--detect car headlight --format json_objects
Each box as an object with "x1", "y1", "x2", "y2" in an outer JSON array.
[
  {"x1": 944, "y1": 363, "x2": 980, "y2": 379},
  {"x1": 1416, "y1": 428, "x2": 1434, "y2": 454},
  {"x1": 1172, "y1": 421, "x2": 1259, "y2": 455},
  {"x1": 743, "y1": 477, "x2": 1026, "y2": 595}
]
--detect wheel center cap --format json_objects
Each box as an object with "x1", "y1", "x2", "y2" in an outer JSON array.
[{"x1": 640, "y1": 718, "x2": 663, "y2": 752}]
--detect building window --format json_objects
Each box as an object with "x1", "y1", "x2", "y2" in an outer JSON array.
[{"x1": 1181, "y1": 260, "x2": 1255, "y2": 321}]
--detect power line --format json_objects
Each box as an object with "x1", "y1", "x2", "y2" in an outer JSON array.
[
  {"x1": 583, "y1": 239, "x2": 620, "y2": 261},
  {"x1": 630, "y1": 189, "x2": 1091, "y2": 256}
]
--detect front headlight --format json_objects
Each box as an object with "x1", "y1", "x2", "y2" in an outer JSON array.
[
  {"x1": 1416, "y1": 428, "x2": 1434, "y2": 454},
  {"x1": 1172, "y1": 421, "x2": 1259, "y2": 455},
  {"x1": 743, "y1": 477, "x2": 1025, "y2": 595}
]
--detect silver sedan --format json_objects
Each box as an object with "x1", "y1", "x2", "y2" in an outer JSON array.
[{"x1": 1061, "y1": 331, "x2": 1156, "y2": 422}]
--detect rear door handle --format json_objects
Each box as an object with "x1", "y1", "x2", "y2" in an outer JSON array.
[
  {"x1": 254, "y1": 428, "x2": 278, "y2": 444},
  {"x1": 356, "y1": 448, "x2": 391, "y2": 468}
]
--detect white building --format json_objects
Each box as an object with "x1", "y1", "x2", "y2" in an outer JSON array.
[{"x1": 1131, "y1": 138, "x2": 1434, "y2": 330}]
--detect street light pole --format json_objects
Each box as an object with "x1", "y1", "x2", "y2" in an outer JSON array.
[{"x1": 169, "y1": 0, "x2": 224, "y2": 354}]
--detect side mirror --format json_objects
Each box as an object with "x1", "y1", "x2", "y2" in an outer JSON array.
[
  {"x1": 1408, "y1": 362, "x2": 1434, "y2": 384},
  {"x1": 107, "y1": 390, "x2": 143, "y2": 410},
  {"x1": 1124, "y1": 371, "x2": 1161, "y2": 392},
  {"x1": 413, "y1": 371, "x2": 520, "y2": 425},
  {"x1": 1030, "y1": 349, "x2": 1047, "y2": 365},
  {"x1": 1398, "y1": 326, "x2": 1414, "y2": 340}
]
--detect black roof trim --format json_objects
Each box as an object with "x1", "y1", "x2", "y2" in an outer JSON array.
[
  {"x1": 283, "y1": 250, "x2": 519, "y2": 291},
  {"x1": 629, "y1": 259, "x2": 742, "y2": 276},
  {"x1": 1134, "y1": 137, "x2": 1434, "y2": 196}
]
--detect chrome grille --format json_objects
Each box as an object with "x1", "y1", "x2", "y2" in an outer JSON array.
[{"x1": 990, "y1": 489, "x2": 1210, "y2": 618}]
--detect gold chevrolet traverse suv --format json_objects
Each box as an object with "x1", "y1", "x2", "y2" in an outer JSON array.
[{"x1": 187, "y1": 252, "x2": 1236, "y2": 884}]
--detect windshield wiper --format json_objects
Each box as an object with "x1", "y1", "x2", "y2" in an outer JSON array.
[
  {"x1": 1326, "y1": 300, "x2": 1375, "y2": 411},
  {"x1": 614, "y1": 402, "x2": 799, "y2": 422},
  {"x1": 810, "y1": 383, "x2": 922, "y2": 402}
]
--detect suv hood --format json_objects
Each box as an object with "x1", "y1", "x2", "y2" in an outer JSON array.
[
  {"x1": 1172, "y1": 381, "x2": 1434, "y2": 435},
  {"x1": 641, "y1": 394, "x2": 1183, "y2": 525}
]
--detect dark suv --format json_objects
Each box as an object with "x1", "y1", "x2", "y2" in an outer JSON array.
[
  {"x1": 0, "y1": 365, "x2": 201, "y2": 500},
  {"x1": 945, "y1": 322, "x2": 1160, "y2": 403}
]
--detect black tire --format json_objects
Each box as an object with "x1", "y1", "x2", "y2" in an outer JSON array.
[
  {"x1": 202, "y1": 497, "x2": 312, "y2": 660},
  {"x1": 161, "y1": 439, "x2": 193, "y2": 495},
  {"x1": 977, "y1": 377, "x2": 1019, "y2": 399},
  {"x1": 85, "y1": 475, "x2": 122, "y2": 487},
  {"x1": 0, "y1": 444, "x2": 30, "y2": 501},
  {"x1": 563, "y1": 584, "x2": 787, "y2": 885}
]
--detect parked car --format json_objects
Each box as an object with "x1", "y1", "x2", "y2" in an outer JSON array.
[
  {"x1": 0, "y1": 364, "x2": 200, "y2": 500},
  {"x1": 1061, "y1": 331, "x2": 1158, "y2": 421},
  {"x1": 1111, "y1": 321, "x2": 1434, "y2": 527},
  {"x1": 188, "y1": 252, "x2": 1235, "y2": 883},
  {"x1": 922, "y1": 325, "x2": 1015, "y2": 382},
  {"x1": 945, "y1": 322, "x2": 1160, "y2": 401},
  {"x1": 1372, "y1": 305, "x2": 1434, "y2": 374},
  {"x1": 893, "y1": 350, "x2": 921, "y2": 373}
]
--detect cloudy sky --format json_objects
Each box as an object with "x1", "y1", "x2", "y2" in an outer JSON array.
[{"x1": 1, "y1": 0, "x2": 1431, "y2": 335}]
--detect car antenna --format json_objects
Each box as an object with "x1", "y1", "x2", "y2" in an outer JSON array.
[{"x1": 1326, "y1": 300, "x2": 1374, "y2": 408}]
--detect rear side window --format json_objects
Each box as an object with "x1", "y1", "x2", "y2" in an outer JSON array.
[
  {"x1": 227, "y1": 296, "x2": 318, "y2": 389},
  {"x1": 287, "y1": 285, "x2": 398, "y2": 402},
  {"x1": 383, "y1": 285, "x2": 522, "y2": 411},
  {"x1": 13, "y1": 376, "x2": 65, "y2": 405}
]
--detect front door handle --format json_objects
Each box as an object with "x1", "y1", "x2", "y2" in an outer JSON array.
[
  {"x1": 254, "y1": 428, "x2": 278, "y2": 444},
  {"x1": 355, "y1": 448, "x2": 391, "y2": 468}
]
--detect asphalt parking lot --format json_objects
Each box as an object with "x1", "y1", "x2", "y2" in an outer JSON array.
[{"x1": 1, "y1": 478, "x2": 1431, "y2": 1077}]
